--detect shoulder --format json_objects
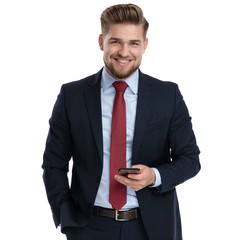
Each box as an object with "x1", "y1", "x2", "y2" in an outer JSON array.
[
  {"x1": 139, "y1": 71, "x2": 179, "y2": 94},
  {"x1": 62, "y1": 70, "x2": 102, "y2": 92}
]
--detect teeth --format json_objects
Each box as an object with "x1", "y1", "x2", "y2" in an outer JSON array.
[{"x1": 118, "y1": 59, "x2": 129, "y2": 63}]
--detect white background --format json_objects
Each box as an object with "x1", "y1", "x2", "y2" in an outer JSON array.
[{"x1": 1, "y1": 0, "x2": 239, "y2": 239}]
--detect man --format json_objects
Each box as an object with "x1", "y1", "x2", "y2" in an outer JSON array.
[{"x1": 42, "y1": 4, "x2": 200, "y2": 240}]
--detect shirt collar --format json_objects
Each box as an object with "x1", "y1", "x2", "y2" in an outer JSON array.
[{"x1": 101, "y1": 67, "x2": 139, "y2": 95}]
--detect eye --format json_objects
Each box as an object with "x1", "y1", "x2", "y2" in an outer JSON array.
[
  {"x1": 111, "y1": 40, "x2": 120, "y2": 44},
  {"x1": 131, "y1": 42, "x2": 139, "y2": 46}
]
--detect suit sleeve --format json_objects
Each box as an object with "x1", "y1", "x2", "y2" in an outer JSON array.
[
  {"x1": 42, "y1": 85, "x2": 72, "y2": 227},
  {"x1": 156, "y1": 84, "x2": 200, "y2": 194}
]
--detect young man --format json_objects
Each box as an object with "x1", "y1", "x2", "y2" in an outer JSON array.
[{"x1": 42, "y1": 4, "x2": 200, "y2": 240}]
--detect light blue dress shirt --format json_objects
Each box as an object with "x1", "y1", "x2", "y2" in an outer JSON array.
[{"x1": 94, "y1": 68, "x2": 161, "y2": 209}]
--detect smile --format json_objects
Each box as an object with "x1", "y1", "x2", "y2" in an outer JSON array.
[
  {"x1": 114, "y1": 58, "x2": 133, "y2": 66},
  {"x1": 118, "y1": 59, "x2": 129, "y2": 63}
]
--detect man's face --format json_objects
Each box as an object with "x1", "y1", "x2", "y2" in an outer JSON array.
[{"x1": 99, "y1": 23, "x2": 148, "y2": 80}]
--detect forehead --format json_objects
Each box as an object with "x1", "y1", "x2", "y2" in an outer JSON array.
[{"x1": 105, "y1": 23, "x2": 144, "y2": 40}]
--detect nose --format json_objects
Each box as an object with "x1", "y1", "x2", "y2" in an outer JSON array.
[{"x1": 118, "y1": 43, "x2": 129, "y2": 57}]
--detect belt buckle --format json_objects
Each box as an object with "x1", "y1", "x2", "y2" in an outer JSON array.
[{"x1": 115, "y1": 210, "x2": 129, "y2": 221}]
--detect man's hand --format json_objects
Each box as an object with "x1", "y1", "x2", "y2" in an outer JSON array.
[{"x1": 114, "y1": 164, "x2": 156, "y2": 191}]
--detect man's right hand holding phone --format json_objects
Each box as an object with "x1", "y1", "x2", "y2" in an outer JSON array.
[{"x1": 115, "y1": 165, "x2": 156, "y2": 191}]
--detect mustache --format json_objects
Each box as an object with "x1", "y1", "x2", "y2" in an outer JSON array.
[{"x1": 111, "y1": 55, "x2": 135, "y2": 60}]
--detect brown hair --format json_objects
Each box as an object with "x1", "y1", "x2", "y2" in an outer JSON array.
[{"x1": 100, "y1": 4, "x2": 149, "y2": 39}]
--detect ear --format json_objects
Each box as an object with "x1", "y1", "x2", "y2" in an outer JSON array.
[
  {"x1": 98, "y1": 34, "x2": 104, "y2": 51},
  {"x1": 142, "y1": 37, "x2": 148, "y2": 53}
]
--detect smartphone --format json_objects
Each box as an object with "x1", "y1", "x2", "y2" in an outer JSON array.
[{"x1": 118, "y1": 168, "x2": 141, "y2": 176}]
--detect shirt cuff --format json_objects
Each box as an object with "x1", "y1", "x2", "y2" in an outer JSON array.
[{"x1": 149, "y1": 168, "x2": 162, "y2": 188}]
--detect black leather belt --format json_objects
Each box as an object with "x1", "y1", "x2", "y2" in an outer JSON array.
[{"x1": 93, "y1": 206, "x2": 141, "y2": 221}]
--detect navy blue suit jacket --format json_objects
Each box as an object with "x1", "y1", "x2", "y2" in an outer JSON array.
[{"x1": 42, "y1": 69, "x2": 200, "y2": 240}]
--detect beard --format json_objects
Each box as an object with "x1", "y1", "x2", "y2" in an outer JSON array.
[{"x1": 104, "y1": 58, "x2": 140, "y2": 80}]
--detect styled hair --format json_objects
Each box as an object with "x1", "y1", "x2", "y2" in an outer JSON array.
[{"x1": 100, "y1": 4, "x2": 149, "y2": 39}]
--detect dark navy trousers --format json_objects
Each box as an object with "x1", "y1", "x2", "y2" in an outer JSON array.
[{"x1": 65, "y1": 215, "x2": 149, "y2": 240}]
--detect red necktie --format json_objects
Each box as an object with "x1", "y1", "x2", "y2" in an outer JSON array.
[{"x1": 109, "y1": 81, "x2": 128, "y2": 210}]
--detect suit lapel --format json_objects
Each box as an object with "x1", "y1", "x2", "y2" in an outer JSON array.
[
  {"x1": 83, "y1": 70, "x2": 103, "y2": 165},
  {"x1": 132, "y1": 71, "x2": 154, "y2": 164}
]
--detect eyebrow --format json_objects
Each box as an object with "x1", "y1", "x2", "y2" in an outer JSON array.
[
  {"x1": 130, "y1": 40, "x2": 142, "y2": 43},
  {"x1": 109, "y1": 38, "x2": 142, "y2": 43}
]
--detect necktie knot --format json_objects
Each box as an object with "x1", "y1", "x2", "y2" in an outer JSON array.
[{"x1": 113, "y1": 81, "x2": 128, "y2": 93}]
